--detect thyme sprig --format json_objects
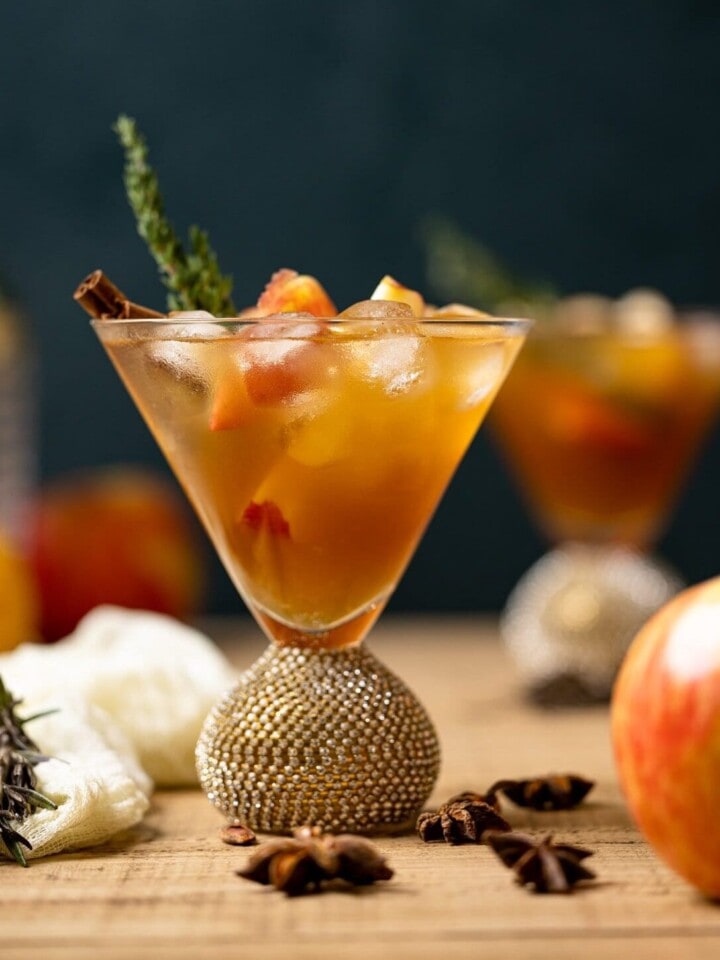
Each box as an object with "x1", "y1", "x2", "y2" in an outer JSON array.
[
  {"x1": 114, "y1": 115, "x2": 236, "y2": 316},
  {"x1": 0, "y1": 676, "x2": 57, "y2": 867}
]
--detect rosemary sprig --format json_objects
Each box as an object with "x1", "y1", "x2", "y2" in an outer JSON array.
[
  {"x1": 0, "y1": 676, "x2": 57, "y2": 867},
  {"x1": 114, "y1": 114, "x2": 236, "y2": 316}
]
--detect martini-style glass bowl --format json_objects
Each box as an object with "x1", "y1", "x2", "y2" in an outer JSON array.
[
  {"x1": 93, "y1": 313, "x2": 529, "y2": 833},
  {"x1": 491, "y1": 308, "x2": 720, "y2": 703}
]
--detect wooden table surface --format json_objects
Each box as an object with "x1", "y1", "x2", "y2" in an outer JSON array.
[{"x1": 4, "y1": 616, "x2": 719, "y2": 959}]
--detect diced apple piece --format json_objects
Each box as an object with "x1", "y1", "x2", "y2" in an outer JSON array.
[
  {"x1": 240, "y1": 500, "x2": 291, "y2": 538},
  {"x1": 340, "y1": 299, "x2": 415, "y2": 319},
  {"x1": 546, "y1": 390, "x2": 652, "y2": 456},
  {"x1": 244, "y1": 355, "x2": 310, "y2": 405},
  {"x1": 147, "y1": 321, "x2": 222, "y2": 395},
  {"x1": 209, "y1": 365, "x2": 254, "y2": 431},
  {"x1": 209, "y1": 349, "x2": 304, "y2": 429},
  {"x1": 244, "y1": 320, "x2": 327, "y2": 405},
  {"x1": 370, "y1": 276, "x2": 425, "y2": 317},
  {"x1": 257, "y1": 268, "x2": 336, "y2": 317},
  {"x1": 210, "y1": 319, "x2": 331, "y2": 427}
]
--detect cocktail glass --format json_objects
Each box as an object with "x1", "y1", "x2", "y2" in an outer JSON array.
[
  {"x1": 93, "y1": 312, "x2": 528, "y2": 833},
  {"x1": 491, "y1": 311, "x2": 720, "y2": 703}
]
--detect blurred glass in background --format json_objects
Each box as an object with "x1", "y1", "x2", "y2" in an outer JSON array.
[{"x1": 425, "y1": 222, "x2": 720, "y2": 702}]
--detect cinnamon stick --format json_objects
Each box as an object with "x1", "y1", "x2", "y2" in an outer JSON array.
[{"x1": 73, "y1": 269, "x2": 165, "y2": 320}]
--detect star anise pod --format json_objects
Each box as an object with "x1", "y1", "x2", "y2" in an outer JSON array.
[
  {"x1": 237, "y1": 826, "x2": 393, "y2": 896},
  {"x1": 488, "y1": 774, "x2": 594, "y2": 811},
  {"x1": 416, "y1": 792, "x2": 511, "y2": 844},
  {"x1": 485, "y1": 830, "x2": 596, "y2": 893}
]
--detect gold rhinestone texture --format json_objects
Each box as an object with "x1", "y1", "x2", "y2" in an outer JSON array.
[{"x1": 196, "y1": 644, "x2": 441, "y2": 834}]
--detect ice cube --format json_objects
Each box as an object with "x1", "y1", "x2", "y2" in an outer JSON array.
[
  {"x1": 168, "y1": 310, "x2": 217, "y2": 321},
  {"x1": 370, "y1": 276, "x2": 425, "y2": 317},
  {"x1": 287, "y1": 388, "x2": 352, "y2": 466},
  {"x1": 146, "y1": 322, "x2": 223, "y2": 389},
  {"x1": 340, "y1": 299, "x2": 415, "y2": 319},
  {"x1": 456, "y1": 343, "x2": 507, "y2": 408},
  {"x1": 242, "y1": 320, "x2": 323, "y2": 370},
  {"x1": 236, "y1": 319, "x2": 331, "y2": 405},
  {"x1": 350, "y1": 326, "x2": 428, "y2": 395},
  {"x1": 164, "y1": 321, "x2": 225, "y2": 341}
]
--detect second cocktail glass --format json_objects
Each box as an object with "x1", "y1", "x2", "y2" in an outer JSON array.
[
  {"x1": 492, "y1": 312, "x2": 720, "y2": 702},
  {"x1": 94, "y1": 312, "x2": 528, "y2": 832}
]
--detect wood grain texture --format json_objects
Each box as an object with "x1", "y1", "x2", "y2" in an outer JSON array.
[{"x1": 3, "y1": 615, "x2": 719, "y2": 960}]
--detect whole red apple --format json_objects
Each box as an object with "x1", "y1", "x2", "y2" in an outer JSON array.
[
  {"x1": 612, "y1": 577, "x2": 720, "y2": 897},
  {"x1": 27, "y1": 466, "x2": 205, "y2": 641}
]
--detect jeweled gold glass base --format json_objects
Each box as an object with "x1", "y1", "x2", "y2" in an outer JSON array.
[
  {"x1": 196, "y1": 643, "x2": 440, "y2": 834},
  {"x1": 501, "y1": 544, "x2": 681, "y2": 704}
]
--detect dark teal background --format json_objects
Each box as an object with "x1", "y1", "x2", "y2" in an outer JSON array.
[{"x1": 2, "y1": 1, "x2": 720, "y2": 613}]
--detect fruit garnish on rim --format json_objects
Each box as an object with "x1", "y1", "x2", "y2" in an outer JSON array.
[
  {"x1": 257, "y1": 269, "x2": 336, "y2": 317},
  {"x1": 210, "y1": 267, "x2": 336, "y2": 424},
  {"x1": 371, "y1": 275, "x2": 425, "y2": 317}
]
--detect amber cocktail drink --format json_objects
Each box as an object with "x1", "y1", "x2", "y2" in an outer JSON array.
[
  {"x1": 493, "y1": 324, "x2": 720, "y2": 549},
  {"x1": 98, "y1": 317, "x2": 524, "y2": 646}
]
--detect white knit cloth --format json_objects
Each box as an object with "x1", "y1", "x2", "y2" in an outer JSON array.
[
  {"x1": 0, "y1": 606, "x2": 237, "y2": 785},
  {"x1": 0, "y1": 606, "x2": 237, "y2": 862},
  {"x1": 7, "y1": 698, "x2": 151, "y2": 860}
]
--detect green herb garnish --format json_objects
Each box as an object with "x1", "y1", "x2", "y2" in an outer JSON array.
[
  {"x1": 114, "y1": 114, "x2": 236, "y2": 316},
  {"x1": 0, "y1": 676, "x2": 57, "y2": 867},
  {"x1": 422, "y1": 216, "x2": 557, "y2": 318}
]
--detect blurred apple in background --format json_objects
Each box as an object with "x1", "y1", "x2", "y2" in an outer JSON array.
[
  {"x1": 27, "y1": 465, "x2": 205, "y2": 641},
  {"x1": 0, "y1": 529, "x2": 38, "y2": 651},
  {"x1": 611, "y1": 577, "x2": 720, "y2": 898}
]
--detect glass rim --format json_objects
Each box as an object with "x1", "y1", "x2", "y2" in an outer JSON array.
[
  {"x1": 525, "y1": 316, "x2": 720, "y2": 341},
  {"x1": 90, "y1": 315, "x2": 532, "y2": 333}
]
